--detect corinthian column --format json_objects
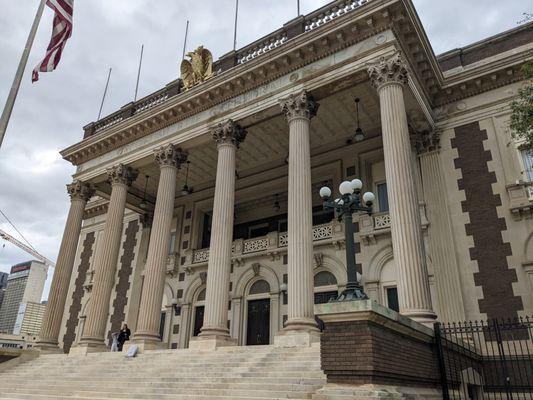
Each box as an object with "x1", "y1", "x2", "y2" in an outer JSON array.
[
  {"x1": 134, "y1": 144, "x2": 187, "y2": 349},
  {"x1": 77, "y1": 164, "x2": 138, "y2": 352},
  {"x1": 416, "y1": 132, "x2": 466, "y2": 323},
  {"x1": 36, "y1": 181, "x2": 94, "y2": 352},
  {"x1": 368, "y1": 54, "x2": 436, "y2": 324},
  {"x1": 275, "y1": 91, "x2": 320, "y2": 346},
  {"x1": 192, "y1": 120, "x2": 245, "y2": 350}
]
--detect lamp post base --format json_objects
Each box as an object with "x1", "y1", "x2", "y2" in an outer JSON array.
[{"x1": 333, "y1": 285, "x2": 368, "y2": 302}]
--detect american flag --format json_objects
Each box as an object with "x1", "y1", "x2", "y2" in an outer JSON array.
[{"x1": 32, "y1": 0, "x2": 74, "y2": 83}]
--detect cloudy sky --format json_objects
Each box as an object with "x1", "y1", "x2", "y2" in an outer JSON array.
[{"x1": 0, "y1": 0, "x2": 528, "y2": 300}]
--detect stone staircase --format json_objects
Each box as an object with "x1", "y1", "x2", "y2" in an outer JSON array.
[{"x1": 0, "y1": 344, "x2": 326, "y2": 400}]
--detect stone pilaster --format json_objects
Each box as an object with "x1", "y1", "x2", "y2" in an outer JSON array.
[
  {"x1": 134, "y1": 144, "x2": 187, "y2": 349},
  {"x1": 36, "y1": 181, "x2": 94, "y2": 351},
  {"x1": 276, "y1": 91, "x2": 320, "y2": 345},
  {"x1": 368, "y1": 54, "x2": 436, "y2": 324},
  {"x1": 417, "y1": 132, "x2": 466, "y2": 323},
  {"x1": 76, "y1": 164, "x2": 138, "y2": 352},
  {"x1": 193, "y1": 120, "x2": 246, "y2": 349}
]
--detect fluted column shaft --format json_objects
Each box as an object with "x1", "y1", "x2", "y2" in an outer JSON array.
[
  {"x1": 80, "y1": 165, "x2": 137, "y2": 348},
  {"x1": 281, "y1": 91, "x2": 319, "y2": 332},
  {"x1": 135, "y1": 145, "x2": 187, "y2": 343},
  {"x1": 200, "y1": 121, "x2": 246, "y2": 339},
  {"x1": 369, "y1": 54, "x2": 436, "y2": 323},
  {"x1": 36, "y1": 181, "x2": 93, "y2": 350},
  {"x1": 419, "y1": 147, "x2": 465, "y2": 322}
]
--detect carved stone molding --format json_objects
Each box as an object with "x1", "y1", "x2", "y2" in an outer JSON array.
[
  {"x1": 279, "y1": 90, "x2": 319, "y2": 122},
  {"x1": 199, "y1": 271, "x2": 208, "y2": 284},
  {"x1": 212, "y1": 119, "x2": 247, "y2": 148},
  {"x1": 106, "y1": 164, "x2": 139, "y2": 186},
  {"x1": 154, "y1": 144, "x2": 188, "y2": 168},
  {"x1": 414, "y1": 131, "x2": 441, "y2": 155},
  {"x1": 367, "y1": 53, "x2": 409, "y2": 90},
  {"x1": 67, "y1": 180, "x2": 94, "y2": 202},
  {"x1": 252, "y1": 263, "x2": 261, "y2": 276}
]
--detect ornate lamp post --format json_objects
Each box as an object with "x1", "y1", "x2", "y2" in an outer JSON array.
[{"x1": 319, "y1": 179, "x2": 375, "y2": 301}]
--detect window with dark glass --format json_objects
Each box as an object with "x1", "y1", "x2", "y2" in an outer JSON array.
[
  {"x1": 386, "y1": 287, "x2": 399, "y2": 312},
  {"x1": 201, "y1": 213, "x2": 212, "y2": 248},
  {"x1": 521, "y1": 149, "x2": 533, "y2": 182},
  {"x1": 377, "y1": 183, "x2": 389, "y2": 212}
]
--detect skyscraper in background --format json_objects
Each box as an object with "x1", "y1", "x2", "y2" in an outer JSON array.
[{"x1": 0, "y1": 261, "x2": 47, "y2": 334}]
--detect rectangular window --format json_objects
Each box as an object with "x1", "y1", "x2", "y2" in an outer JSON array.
[
  {"x1": 521, "y1": 149, "x2": 533, "y2": 182},
  {"x1": 386, "y1": 287, "x2": 399, "y2": 313},
  {"x1": 377, "y1": 183, "x2": 389, "y2": 212},
  {"x1": 168, "y1": 231, "x2": 176, "y2": 255},
  {"x1": 248, "y1": 223, "x2": 270, "y2": 238}
]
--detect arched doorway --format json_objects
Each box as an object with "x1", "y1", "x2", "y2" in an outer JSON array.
[
  {"x1": 314, "y1": 271, "x2": 338, "y2": 304},
  {"x1": 192, "y1": 288, "x2": 206, "y2": 337},
  {"x1": 246, "y1": 280, "x2": 270, "y2": 346}
]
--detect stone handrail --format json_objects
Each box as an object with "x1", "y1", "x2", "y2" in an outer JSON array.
[
  {"x1": 191, "y1": 222, "x2": 337, "y2": 265},
  {"x1": 83, "y1": 0, "x2": 372, "y2": 138}
]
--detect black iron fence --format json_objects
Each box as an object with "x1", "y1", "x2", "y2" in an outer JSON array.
[{"x1": 435, "y1": 318, "x2": 533, "y2": 399}]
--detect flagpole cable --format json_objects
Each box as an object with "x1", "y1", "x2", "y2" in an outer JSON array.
[
  {"x1": 233, "y1": 0, "x2": 239, "y2": 51},
  {"x1": 0, "y1": 0, "x2": 47, "y2": 150},
  {"x1": 134, "y1": 44, "x2": 144, "y2": 101},
  {"x1": 97, "y1": 68, "x2": 112, "y2": 120},
  {"x1": 182, "y1": 20, "x2": 190, "y2": 61}
]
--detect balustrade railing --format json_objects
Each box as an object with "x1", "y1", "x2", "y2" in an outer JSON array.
[
  {"x1": 84, "y1": 0, "x2": 373, "y2": 138},
  {"x1": 191, "y1": 222, "x2": 335, "y2": 264},
  {"x1": 373, "y1": 213, "x2": 391, "y2": 229}
]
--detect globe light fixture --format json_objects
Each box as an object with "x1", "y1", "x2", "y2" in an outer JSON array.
[
  {"x1": 320, "y1": 178, "x2": 375, "y2": 302},
  {"x1": 181, "y1": 161, "x2": 193, "y2": 195},
  {"x1": 353, "y1": 97, "x2": 365, "y2": 142},
  {"x1": 139, "y1": 174, "x2": 149, "y2": 209}
]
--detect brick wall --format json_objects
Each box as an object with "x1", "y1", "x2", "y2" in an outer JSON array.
[{"x1": 321, "y1": 319, "x2": 440, "y2": 387}]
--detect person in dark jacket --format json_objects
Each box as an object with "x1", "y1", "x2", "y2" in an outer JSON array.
[{"x1": 117, "y1": 324, "x2": 131, "y2": 351}]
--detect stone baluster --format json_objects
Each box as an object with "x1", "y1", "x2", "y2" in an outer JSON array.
[
  {"x1": 36, "y1": 181, "x2": 94, "y2": 351},
  {"x1": 134, "y1": 144, "x2": 187, "y2": 350},
  {"x1": 77, "y1": 164, "x2": 138, "y2": 352},
  {"x1": 368, "y1": 53, "x2": 436, "y2": 324},
  {"x1": 192, "y1": 120, "x2": 246, "y2": 349},
  {"x1": 275, "y1": 90, "x2": 320, "y2": 346}
]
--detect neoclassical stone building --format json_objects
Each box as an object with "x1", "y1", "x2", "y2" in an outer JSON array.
[{"x1": 37, "y1": 0, "x2": 533, "y2": 353}]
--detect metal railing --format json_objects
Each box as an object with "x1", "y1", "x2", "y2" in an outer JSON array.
[{"x1": 435, "y1": 317, "x2": 533, "y2": 399}]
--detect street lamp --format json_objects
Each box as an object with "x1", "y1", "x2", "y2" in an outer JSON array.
[{"x1": 320, "y1": 179, "x2": 375, "y2": 301}]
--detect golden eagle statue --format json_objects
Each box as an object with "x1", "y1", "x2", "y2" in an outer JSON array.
[{"x1": 180, "y1": 46, "x2": 214, "y2": 90}]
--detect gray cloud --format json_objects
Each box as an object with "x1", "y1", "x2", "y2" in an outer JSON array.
[{"x1": 0, "y1": 0, "x2": 526, "y2": 300}]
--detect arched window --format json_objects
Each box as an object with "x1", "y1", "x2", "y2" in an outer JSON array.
[
  {"x1": 314, "y1": 271, "x2": 337, "y2": 287},
  {"x1": 197, "y1": 288, "x2": 206, "y2": 301},
  {"x1": 249, "y1": 280, "x2": 270, "y2": 295}
]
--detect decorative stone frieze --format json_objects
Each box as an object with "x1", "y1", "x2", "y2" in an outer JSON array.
[
  {"x1": 154, "y1": 144, "x2": 188, "y2": 168},
  {"x1": 279, "y1": 90, "x2": 319, "y2": 122},
  {"x1": 368, "y1": 53, "x2": 409, "y2": 90},
  {"x1": 106, "y1": 164, "x2": 138, "y2": 186},
  {"x1": 67, "y1": 180, "x2": 94, "y2": 201},
  {"x1": 212, "y1": 120, "x2": 247, "y2": 148}
]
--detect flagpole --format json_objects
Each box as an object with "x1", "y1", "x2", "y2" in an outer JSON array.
[
  {"x1": 0, "y1": 0, "x2": 47, "y2": 149},
  {"x1": 182, "y1": 20, "x2": 190, "y2": 61},
  {"x1": 97, "y1": 68, "x2": 112, "y2": 120},
  {"x1": 233, "y1": 0, "x2": 239, "y2": 51},
  {"x1": 134, "y1": 44, "x2": 144, "y2": 101},
  {"x1": 297, "y1": 0, "x2": 300, "y2": 16}
]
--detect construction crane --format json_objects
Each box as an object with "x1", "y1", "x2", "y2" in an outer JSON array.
[{"x1": 0, "y1": 228, "x2": 55, "y2": 268}]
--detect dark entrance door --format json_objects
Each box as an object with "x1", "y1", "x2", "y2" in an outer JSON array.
[
  {"x1": 193, "y1": 306, "x2": 204, "y2": 337},
  {"x1": 246, "y1": 299, "x2": 270, "y2": 345}
]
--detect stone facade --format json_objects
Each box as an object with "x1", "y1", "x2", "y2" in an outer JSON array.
[{"x1": 40, "y1": 0, "x2": 532, "y2": 353}]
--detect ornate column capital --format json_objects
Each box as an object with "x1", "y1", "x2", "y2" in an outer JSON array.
[
  {"x1": 106, "y1": 164, "x2": 139, "y2": 187},
  {"x1": 280, "y1": 90, "x2": 319, "y2": 122},
  {"x1": 212, "y1": 119, "x2": 247, "y2": 148},
  {"x1": 154, "y1": 144, "x2": 188, "y2": 168},
  {"x1": 67, "y1": 180, "x2": 94, "y2": 202},
  {"x1": 413, "y1": 131, "x2": 441, "y2": 155},
  {"x1": 367, "y1": 53, "x2": 409, "y2": 90}
]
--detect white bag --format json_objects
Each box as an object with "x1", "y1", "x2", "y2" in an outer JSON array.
[{"x1": 125, "y1": 344, "x2": 138, "y2": 358}]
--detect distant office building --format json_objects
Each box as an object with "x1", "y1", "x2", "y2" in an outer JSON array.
[
  {"x1": 0, "y1": 261, "x2": 47, "y2": 334},
  {"x1": 13, "y1": 301, "x2": 47, "y2": 336}
]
